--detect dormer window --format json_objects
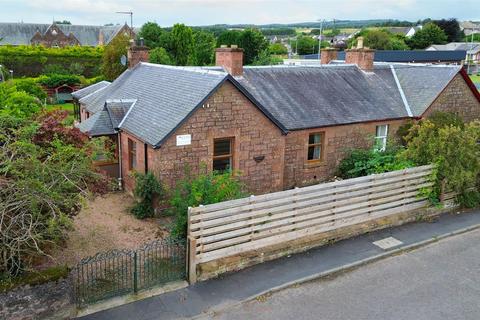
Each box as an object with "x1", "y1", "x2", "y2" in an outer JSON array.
[{"x1": 51, "y1": 29, "x2": 57, "y2": 36}]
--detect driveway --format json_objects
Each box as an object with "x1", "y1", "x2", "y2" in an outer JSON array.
[{"x1": 207, "y1": 229, "x2": 480, "y2": 320}]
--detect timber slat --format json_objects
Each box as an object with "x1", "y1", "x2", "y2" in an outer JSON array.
[{"x1": 188, "y1": 166, "x2": 435, "y2": 265}]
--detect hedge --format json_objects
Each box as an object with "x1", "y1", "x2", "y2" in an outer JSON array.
[{"x1": 0, "y1": 45, "x2": 104, "y2": 78}]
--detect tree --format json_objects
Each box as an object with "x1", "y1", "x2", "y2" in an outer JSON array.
[
  {"x1": 238, "y1": 29, "x2": 269, "y2": 65},
  {"x1": 295, "y1": 36, "x2": 319, "y2": 55},
  {"x1": 101, "y1": 34, "x2": 130, "y2": 81},
  {"x1": 269, "y1": 43, "x2": 288, "y2": 55},
  {"x1": 216, "y1": 30, "x2": 242, "y2": 48},
  {"x1": 138, "y1": 22, "x2": 164, "y2": 48},
  {"x1": 55, "y1": 20, "x2": 71, "y2": 25},
  {"x1": 149, "y1": 47, "x2": 173, "y2": 65},
  {"x1": 170, "y1": 24, "x2": 194, "y2": 66},
  {"x1": 433, "y1": 18, "x2": 464, "y2": 42},
  {"x1": 407, "y1": 23, "x2": 448, "y2": 49},
  {"x1": 190, "y1": 30, "x2": 216, "y2": 66},
  {"x1": 251, "y1": 50, "x2": 283, "y2": 65},
  {"x1": 364, "y1": 30, "x2": 391, "y2": 50}
]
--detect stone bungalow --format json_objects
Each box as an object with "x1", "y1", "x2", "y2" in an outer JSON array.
[{"x1": 76, "y1": 43, "x2": 480, "y2": 195}]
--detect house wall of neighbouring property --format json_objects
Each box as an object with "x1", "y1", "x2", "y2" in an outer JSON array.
[
  {"x1": 282, "y1": 120, "x2": 407, "y2": 189},
  {"x1": 422, "y1": 73, "x2": 480, "y2": 122},
  {"x1": 136, "y1": 81, "x2": 286, "y2": 195}
]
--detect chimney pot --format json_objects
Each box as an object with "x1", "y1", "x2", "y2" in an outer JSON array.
[
  {"x1": 220, "y1": 44, "x2": 228, "y2": 48},
  {"x1": 215, "y1": 46, "x2": 244, "y2": 76},
  {"x1": 230, "y1": 44, "x2": 238, "y2": 49},
  {"x1": 357, "y1": 36, "x2": 364, "y2": 49}
]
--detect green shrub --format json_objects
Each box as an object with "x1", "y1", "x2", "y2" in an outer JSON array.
[
  {"x1": 401, "y1": 115, "x2": 480, "y2": 205},
  {"x1": 12, "y1": 78, "x2": 47, "y2": 101},
  {"x1": 337, "y1": 147, "x2": 414, "y2": 179},
  {"x1": 42, "y1": 64, "x2": 69, "y2": 75},
  {"x1": 170, "y1": 167, "x2": 245, "y2": 239},
  {"x1": 131, "y1": 172, "x2": 164, "y2": 219},
  {"x1": 37, "y1": 73, "x2": 81, "y2": 87},
  {"x1": 456, "y1": 190, "x2": 480, "y2": 208},
  {"x1": 0, "y1": 83, "x2": 42, "y2": 118}
]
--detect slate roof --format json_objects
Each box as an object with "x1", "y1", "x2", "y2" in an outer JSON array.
[
  {"x1": 80, "y1": 63, "x2": 229, "y2": 146},
  {"x1": 393, "y1": 64, "x2": 462, "y2": 116},
  {"x1": 76, "y1": 99, "x2": 134, "y2": 136},
  {"x1": 427, "y1": 42, "x2": 480, "y2": 54},
  {"x1": 235, "y1": 65, "x2": 406, "y2": 130},
  {"x1": 0, "y1": 22, "x2": 127, "y2": 46},
  {"x1": 303, "y1": 50, "x2": 467, "y2": 63},
  {"x1": 72, "y1": 81, "x2": 111, "y2": 100},
  {"x1": 78, "y1": 61, "x2": 465, "y2": 146}
]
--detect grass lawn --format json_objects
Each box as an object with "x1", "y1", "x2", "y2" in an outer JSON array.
[
  {"x1": 44, "y1": 103, "x2": 75, "y2": 123},
  {"x1": 470, "y1": 75, "x2": 480, "y2": 83}
]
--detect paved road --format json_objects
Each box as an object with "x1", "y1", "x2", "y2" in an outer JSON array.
[{"x1": 207, "y1": 229, "x2": 480, "y2": 320}]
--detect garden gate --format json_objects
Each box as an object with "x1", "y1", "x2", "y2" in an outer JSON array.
[{"x1": 71, "y1": 239, "x2": 185, "y2": 306}]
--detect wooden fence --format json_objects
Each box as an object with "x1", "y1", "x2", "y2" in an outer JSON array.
[{"x1": 187, "y1": 165, "x2": 434, "y2": 282}]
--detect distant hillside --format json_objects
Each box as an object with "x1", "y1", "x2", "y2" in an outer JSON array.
[{"x1": 195, "y1": 19, "x2": 414, "y2": 30}]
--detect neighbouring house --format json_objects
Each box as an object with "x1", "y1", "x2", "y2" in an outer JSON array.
[
  {"x1": 0, "y1": 22, "x2": 134, "y2": 47},
  {"x1": 293, "y1": 50, "x2": 466, "y2": 65},
  {"x1": 385, "y1": 26, "x2": 421, "y2": 38},
  {"x1": 76, "y1": 41, "x2": 480, "y2": 195},
  {"x1": 460, "y1": 21, "x2": 480, "y2": 36},
  {"x1": 427, "y1": 42, "x2": 480, "y2": 63}
]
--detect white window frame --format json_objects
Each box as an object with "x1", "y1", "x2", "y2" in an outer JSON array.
[{"x1": 375, "y1": 124, "x2": 389, "y2": 152}]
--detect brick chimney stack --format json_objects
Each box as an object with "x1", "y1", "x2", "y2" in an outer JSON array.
[
  {"x1": 127, "y1": 38, "x2": 149, "y2": 69},
  {"x1": 345, "y1": 37, "x2": 375, "y2": 71},
  {"x1": 215, "y1": 45, "x2": 244, "y2": 76},
  {"x1": 320, "y1": 48, "x2": 338, "y2": 65}
]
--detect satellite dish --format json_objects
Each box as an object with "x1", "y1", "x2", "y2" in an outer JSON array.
[{"x1": 120, "y1": 55, "x2": 127, "y2": 66}]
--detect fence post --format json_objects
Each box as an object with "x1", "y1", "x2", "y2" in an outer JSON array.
[
  {"x1": 133, "y1": 251, "x2": 138, "y2": 293},
  {"x1": 188, "y1": 237, "x2": 197, "y2": 284},
  {"x1": 187, "y1": 207, "x2": 197, "y2": 284}
]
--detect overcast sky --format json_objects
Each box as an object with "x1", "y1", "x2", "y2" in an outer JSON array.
[{"x1": 0, "y1": 0, "x2": 478, "y2": 27}]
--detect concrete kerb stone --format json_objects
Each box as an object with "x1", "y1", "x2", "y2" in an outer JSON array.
[{"x1": 191, "y1": 222, "x2": 480, "y2": 320}]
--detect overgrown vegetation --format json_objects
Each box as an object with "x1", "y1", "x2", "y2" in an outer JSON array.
[
  {"x1": 338, "y1": 112, "x2": 480, "y2": 208},
  {"x1": 400, "y1": 112, "x2": 480, "y2": 207},
  {"x1": 0, "y1": 80, "x2": 110, "y2": 278},
  {"x1": 131, "y1": 172, "x2": 164, "y2": 219},
  {"x1": 169, "y1": 167, "x2": 245, "y2": 239},
  {"x1": 337, "y1": 146, "x2": 414, "y2": 179},
  {"x1": 0, "y1": 45, "x2": 103, "y2": 77},
  {"x1": 101, "y1": 34, "x2": 130, "y2": 81}
]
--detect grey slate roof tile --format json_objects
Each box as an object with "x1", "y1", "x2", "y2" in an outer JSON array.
[
  {"x1": 72, "y1": 81, "x2": 111, "y2": 100},
  {"x1": 393, "y1": 64, "x2": 461, "y2": 116},
  {"x1": 77, "y1": 110, "x2": 115, "y2": 136},
  {"x1": 81, "y1": 63, "x2": 228, "y2": 146},
  {"x1": 235, "y1": 65, "x2": 407, "y2": 130}
]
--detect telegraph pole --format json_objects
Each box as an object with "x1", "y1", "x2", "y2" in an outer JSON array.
[
  {"x1": 116, "y1": 11, "x2": 133, "y2": 38},
  {"x1": 318, "y1": 19, "x2": 325, "y2": 60}
]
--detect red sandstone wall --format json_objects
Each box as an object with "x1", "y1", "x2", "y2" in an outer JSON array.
[
  {"x1": 283, "y1": 120, "x2": 406, "y2": 189},
  {"x1": 143, "y1": 81, "x2": 285, "y2": 195},
  {"x1": 422, "y1": 73, "x2": 480, "y2": 122}
]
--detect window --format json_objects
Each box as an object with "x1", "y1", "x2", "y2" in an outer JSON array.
[
  {"x1": 213, "y1": 138, "x2": 233, "y2": 172},
  {"x1": 307, "y1": 132, "x2": 324, "y2": 161},
  {"x1": 375, "y1": 124, "x2": 389, "y2": 151},
  {"x1": 128, "y1": 138, "x2": 137, "y2": 170}
]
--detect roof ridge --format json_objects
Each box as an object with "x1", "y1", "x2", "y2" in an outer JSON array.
[
  {"x1": 390, "y1": 65, "x2": 413, "y2": 117},
  {"x1": 138, "y1": 62, "x2": 228, "y2": 76}
]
